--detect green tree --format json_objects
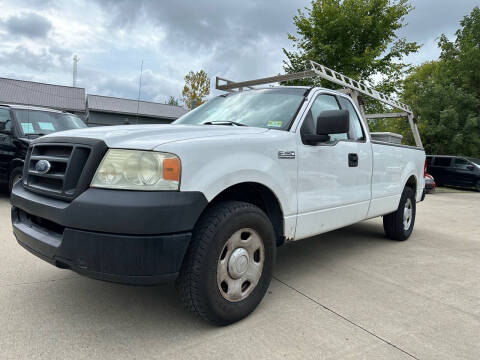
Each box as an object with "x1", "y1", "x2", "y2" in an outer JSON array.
[
  {"x1": 438, "y1": 7, "x2": 480, "y2": 99},
  {"x1": 182, "y1": 70, "x2": 210, "y2": 110},
  {"x1": 402, "y1": 7, "x2": 480, "y2": 156},
  {"x1": 165, "y1": 96, "x2": 180, "y2": 106},
  {"x1": 283, "y1": 0, "x2": 419, "y2": 93}
]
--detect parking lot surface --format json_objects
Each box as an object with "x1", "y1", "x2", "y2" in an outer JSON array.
[{"x1": 1, "y1": 190, "x2": 479, "y2": 359}]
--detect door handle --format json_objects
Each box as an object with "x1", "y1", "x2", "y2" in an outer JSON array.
[{"x1": 348, "y1": 153, "x2": 358, "y2": 167}]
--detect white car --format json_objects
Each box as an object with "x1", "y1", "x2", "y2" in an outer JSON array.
[{"x1": 11, "y1": 84, "x2": 425, "y2": 325}]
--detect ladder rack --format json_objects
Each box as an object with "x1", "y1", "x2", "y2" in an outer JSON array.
[
  {"x1": 215, "y1": 61, "x2": 423, "y2": 148},
  {"x1": 215, "y1": 70, "x2": 317, "y2": 92},
  {"x1": 309, "y1": 62, "x2": 412, "y2": 113}
]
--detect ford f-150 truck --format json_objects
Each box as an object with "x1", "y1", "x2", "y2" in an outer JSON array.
[{"x1": 11, "y1": 64, "x2": 426, "y2": 325}]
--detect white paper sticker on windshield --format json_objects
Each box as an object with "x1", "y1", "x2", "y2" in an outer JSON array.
[
  {"x1": 38, "y1": 122, "x2": 55, "y2": 131},
  {"x1": 267, "y1": 120, "x2": 283, "y2": 128},
  {"x1": 21, "y1": 123, "x2": 34, "y2": 134}
]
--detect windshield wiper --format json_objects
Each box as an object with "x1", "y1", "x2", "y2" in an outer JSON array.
[
  {"x1": 202, "y1": 121, "x2": 247, "y2": 127},
  {"x1": 24, "y1": 133, "x2": 47, "y2": 138}
]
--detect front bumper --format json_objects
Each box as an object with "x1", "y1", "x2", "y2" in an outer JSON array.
[{"x1": 11, "y1": 183, "x2": 208, "y2": 285}]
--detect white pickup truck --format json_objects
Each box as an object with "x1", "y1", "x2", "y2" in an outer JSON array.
[{"x1": 11, "y1": 66, "x2": 426, "y2": 325}]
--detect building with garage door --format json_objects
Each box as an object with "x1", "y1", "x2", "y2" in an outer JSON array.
[{"x1": 86, "y1": 94, "x2": 187, "y2": 126}]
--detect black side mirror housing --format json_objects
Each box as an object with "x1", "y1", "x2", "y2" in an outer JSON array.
[
  {"x1": 0, "y1": 122, "x2": 10, "y2": 134},
  {"x1": 317, "y1": 109, "x2": 350, "y2": 135},
  {"x1": 466, "y1": 165, "x2": 475, "y2": 171},
  {"x1": 303, "y1": 109, "x2": 350, "y2": 144}
]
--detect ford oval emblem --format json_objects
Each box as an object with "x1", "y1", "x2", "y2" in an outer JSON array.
[{"x1": 35, "y1": 159, "x2": 51, "y2": 174}]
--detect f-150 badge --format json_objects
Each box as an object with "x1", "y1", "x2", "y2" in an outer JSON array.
[{"x1": 278, "y1": 151, "x2": 295, "y2": 159}]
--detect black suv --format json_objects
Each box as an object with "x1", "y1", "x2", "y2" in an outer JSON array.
[
  {"x1": 0, "y1": 104, "x2": 86, "y2": 192},
  {"x1": 426, "y1": 155, "x2": 480, "y2": 191}
]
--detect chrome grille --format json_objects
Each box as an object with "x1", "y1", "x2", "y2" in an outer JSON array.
[{"x1": 24, "y1": 143, "x2": 91, "y2": 200}]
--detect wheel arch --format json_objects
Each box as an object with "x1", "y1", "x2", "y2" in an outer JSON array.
[
  {"x1": 404, "y1": 174, "x2": 417, "y2": 197},
  {"x1": 205, "y1": 182, "x2": 285, "y2": 246},
  {"x1": 9, "y1": 158, "x2": 25, "y2": 174}
]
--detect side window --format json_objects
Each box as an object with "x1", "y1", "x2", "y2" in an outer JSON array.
[
  {"x1": 301, "y1": 94, "x2": 346, "y2": 142},
  {"x1": 453, "y1": 158, "x2": 471, "y2": 170},
  {"x1": 433, "y1": 157, "x2": 452, "y2": 167},
  {"x1": 0, "y1": 108, "x2": 12, "y2": 131},
  {"x1": 310, "y1": 94, "x2": 340, "y2": 121},
  {"x1": 338, "y1": 97, "x2": 364, "y2": 140}
]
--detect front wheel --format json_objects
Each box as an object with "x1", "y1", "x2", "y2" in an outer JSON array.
[
  {"x1": 383, "y1": 187, "x2": 416, "y2": 241},
  {"x1": 177, "y1": 201, "x2": 276, "y2": 325}
]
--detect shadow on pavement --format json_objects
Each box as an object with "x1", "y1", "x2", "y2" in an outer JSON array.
[
  {"x1": 276, "y1": 220, "x2": 389, "y2": 265},
  {"x1": 19, "y1": 220, "x2": 388, "y2": 334},
  {"x1": 434, "y1": 186, "x2": 478, "y2": 194}
]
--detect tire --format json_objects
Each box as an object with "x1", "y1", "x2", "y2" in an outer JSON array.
[
  {"x1": 8, "y1": 167, "x2": 23, "y2": 194},
  {"x1": 383, "y1": 187, "x2": 416, "y2": 241},
  {"x1": 476, "y1": 180, "x2": 480, "y2": 192},
  {"x1": 177, "y1": 201, "x2": 276, "y2": 325}
]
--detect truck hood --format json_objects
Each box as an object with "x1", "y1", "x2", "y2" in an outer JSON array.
[{"x1": 41, "y1": 124, "x2": 269, "y2": 150}]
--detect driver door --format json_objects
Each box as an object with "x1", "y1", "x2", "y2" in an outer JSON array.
[
  {"x1": 295, "y1": 93, "x2": 372, "y2": 240},
  {"x1": 452, "y1": 158, "x2": 477, "y2": 187}
]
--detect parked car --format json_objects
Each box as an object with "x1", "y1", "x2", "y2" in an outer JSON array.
[
  {"x1": 10, "y1": 84, "x2": 426, "y2": 325},
  {"x1": 426, "y1": 155, "x2": 480, "y2": 191},
  {"x1": 424, "y1": 173, "x2": 436, "y2": 193},
  {"x1": 0, "y1": 104, "x2": 86, "y2": 192}
]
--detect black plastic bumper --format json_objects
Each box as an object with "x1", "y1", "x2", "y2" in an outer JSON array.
[
  {"x1": 11, "y1": 183, "x2": 208, "y2": 285},
  {"x1": 11, "y1": 183, "x2": 208, "y2": 234}
]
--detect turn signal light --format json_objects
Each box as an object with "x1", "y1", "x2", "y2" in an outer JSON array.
[{"x1": 163, "y1": 157, "x2": 181, "y2": 181}]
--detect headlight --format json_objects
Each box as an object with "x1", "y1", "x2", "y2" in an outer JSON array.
[{"x1": 91, "y1": 149, "x2": 180, "y2": 191}]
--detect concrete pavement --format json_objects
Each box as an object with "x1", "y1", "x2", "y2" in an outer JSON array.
[{"x1": 0, "y1": 191, "x2": 479, "y2": 359}]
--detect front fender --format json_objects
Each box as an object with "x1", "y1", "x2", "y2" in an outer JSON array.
[
  {"x1": 156, "y1": 133, "x2": 298, "y2": 218},
  {"x1": 184, "y1": 151, "x2": 296, "y2": 217}
]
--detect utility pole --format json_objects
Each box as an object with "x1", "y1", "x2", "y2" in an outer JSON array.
[{"x1": 72, "y1": 55, "x2": 79, "y2": 87}]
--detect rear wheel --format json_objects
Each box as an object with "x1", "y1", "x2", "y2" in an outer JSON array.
[
  {"x1": 177, "y1": 201, "x2": 275, "y2": 325},
  {"x1": 383, "y1": 187, "x2": 416, "y2": 241},
  {"x1": 8, "y1": 167, "x2": 23, "y2": 194},
  {"x1": 475, "y1": 180, "x2": 480, "y2": 192}
]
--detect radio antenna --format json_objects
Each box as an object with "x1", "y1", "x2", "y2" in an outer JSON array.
[{"x1": 136, "y1": 59, "x2": 143, "y2": 124}]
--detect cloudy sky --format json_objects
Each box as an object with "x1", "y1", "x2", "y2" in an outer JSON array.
[{"x1": 0, "y1": 0, "x2": 478, "y2": 105}]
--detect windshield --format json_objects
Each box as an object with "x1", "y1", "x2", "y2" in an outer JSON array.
[
  {"x1": 13, "y1": 109, "x2": 86, "y2": 136},
  {"x1": 174, "y1": 88, "x2": 307, "y2": 130},
  {"x1": 467, "y1": 157, "x2": 480, "y2": 165}
]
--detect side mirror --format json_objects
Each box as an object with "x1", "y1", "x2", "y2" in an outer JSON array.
[
  {"x1": 0, "y1": 122, "x2": 10, "y2": 133},
  {"x1": 466, "y1": 165, "x2": 475, "y2": 171},
  {"x1": 303, "y1": 109, "x2": 350, "y2": 144},
  {"x1": 317, "y1": 109, "x2": 350, "y2": 135}
]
